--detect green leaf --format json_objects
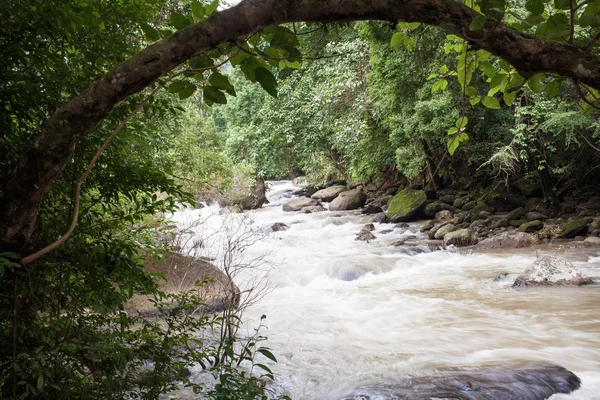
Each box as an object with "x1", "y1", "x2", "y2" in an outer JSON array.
[
  {"x1": 170, "y1": 13, "x2": 191, "y2": 31},
  {"x1": 178, "y1": 85, "x2": 196, "y2": 100},
  {"x1": 0, "y1": 252, "x2": 20, "y2": 260},
  {"x1": 205, "y1": 0, "x2": 219, "y2": 15},
  {"x1": 439, "y1": 65, "x2": 449, "y2": 74},
  {"x1": 527, "y1": 73, "x2": 546, "y2": 93},
  {"x1": 191, "y1": 1, "x2": 206, "y2": 19},
  {"x1": 498, "y1": 59, "x2": 512, "y2": 72},
  {"x1": 525, "y1": 0, "x2": 545, "y2": 15},
  {"x1": 470, "y1": 96, "x2": 481, "y2": 105},
  {"x1": 482, "y1": 96, "x2": 501, "y2": 109},
  {"x1": 431, "y1": 79, "x2": 448, "y2": 93},
  {"x1": 390, "y1": 32, "x2": 405, "y2": 50},
  {"x1": 255, "y1": 363, "x2": 273, "y2": 375},
  {"x1": 455, "y1": 116, "x2": 468, "y2": 129},
  {"x1": 240, "y1": 57, "x2": 260, "y2": 82},
  {"x1": 257, "y1": 348, "x2": 277, "y2": 362},
  {"x1": 470, "y1": 14, "x2": 487, "y2": 31},
  {"x1": 140, "y1": 23, "x2": 160, "y2": 41},
  {"x1": 208, "y1": 71, "x2": 234, "y2": 91},
  {"x1": 397, "y1": 22, "x2": 421, "y2": 30},
  {"x1": 255, "y1": 67, "x2": 277, "y2": 97},
  {"x1": 203, "y1": 86, "x2": 227, "y2": 104},
  {"x1": 554, "y1": 0, "x2": 571, "y2": 10},
  {"x1": 229, "y1": 53, "x2": 248, "y2": 67},
  {"x1": 448, "y1": 126, "x2": 459, "y2": 135},
  {"x1": 545, "y1": 80, "x2": 560, "y2": 98},
  {"x1": 189, "y1": 55, "x2": 214, "y2": 70},
  {"x1": 168, "y1": 82, "x2": 184, "y2": 93},
  {"x1": 479, "y1": 61, "x2": 496, "y2": 78},
  {"x1": 465, "y1": 86, "x2": 478, "y2": 97},
  {"x1": 503, "y1": 90, "x2": 518, "y2": 106},
  {"x1": 447, "y1": 132, "x2": 469, "y2": 155}
]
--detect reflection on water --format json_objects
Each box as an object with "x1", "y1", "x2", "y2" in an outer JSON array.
[{"x1": 171, "y1": 181, "x2": 600, "y2": 400}]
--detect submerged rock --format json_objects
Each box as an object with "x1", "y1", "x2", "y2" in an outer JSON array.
[
  {"x1": 340, "y1": 363, "x2": 581, "y2": 400},
  {"x1": 282, "y1": 197, "x2": 319, "y2": 212},
  {"x1": 513, "y1": 256, "x2": 593, "y2": 287},
  {"x1": 269, "y1": 223, "x2": 290, "y2": 232},
  {"x1": 329, "y1": 189, "x2": 367, "y2": 211}
]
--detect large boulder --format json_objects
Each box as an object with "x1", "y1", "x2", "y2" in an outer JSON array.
[
  {"x1": 125, "y1": 253, "x2": 238, "y2": 317},
  {"x1": 283, "y1": 197, "x2": 319, "y2": 212},
  {"x1": 443, "y1": 228, "x2": 478, "y2": 247},
  {"x1": 434, "y1": 223, "x2": 457, "y2": 240},
  {"x1": 218, "y1": 177, "x2": 267, "y2": 210},
  {"x1": 310, "y1": 185, "x2": 346, "y2": 202},
  {"x1": 341, "y1": 363, "x2": 581, "y2": 400},
  {"x1": 561, "y1": 218, "x2": 591, "y2": 238},
  {"x1": 387, "y1": 189, "x2": 427, "y2": 222},
  {"x1": 473, "y1": 231, "x2": 539, "y2": 250},
  {"x1": 329, "y1": 189, "x2": 367, "y2": 211},
  {"x1": 513, "y1": 256, "x2": 593, "y2": 287}
]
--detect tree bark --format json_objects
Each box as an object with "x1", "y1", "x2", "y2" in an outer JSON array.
[{"x1": 2, "y1": 0, "x2": 600, "y2": 250}]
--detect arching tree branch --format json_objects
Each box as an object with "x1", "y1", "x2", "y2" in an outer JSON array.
[{"x1": 2, "y1": 0, "x2": 600, "y2": 250}]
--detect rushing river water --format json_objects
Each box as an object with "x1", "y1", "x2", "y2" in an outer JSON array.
[{"x1": 172, "y1": 181, "x2": 600, "y2": 400}]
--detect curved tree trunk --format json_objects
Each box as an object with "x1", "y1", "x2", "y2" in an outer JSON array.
[{"x1": 2, "y1": 0, "x2": 600, "y2": 250}]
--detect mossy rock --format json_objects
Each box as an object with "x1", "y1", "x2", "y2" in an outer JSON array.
[
  {"x1": 387, "y1": 189, "x2": 427, "y2": 222},
  {"x1": 561, "y1": 218, "x2": 591, "y2": 238},
  {"x1": 518, "y1": 220, "x2": 543, "y2": 233}
]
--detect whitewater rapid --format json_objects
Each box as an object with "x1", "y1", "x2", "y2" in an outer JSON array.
[{"x1": 170, "y1": 181, "x2": 600, "y2": 399}]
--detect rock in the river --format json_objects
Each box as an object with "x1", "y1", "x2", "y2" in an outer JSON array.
[
  {"x1": 283, "y1": 197, "x2": 319, "y2": 212},
  {"x1": 355, "y1": 230, "x2": 376, "y2": 241},
  {"x1": 518, "y1": 220, "x2": 543, "y2": 233},
  {"x1": 443, "y1": 228, "x2": 478, "y2": 247},
  {"x1": 341, "y1": 363, "x2": 581, "y2": 400},
  {"x1": 473, "y1": 231, "x2": 539, "y2": 250},
  {"x1": 370, "y1": 212, "x2": 389, "y2": 224},
  {"x1": 387, "y1": 189, "x2": 427, "y2": 222},
  {"x1": 218, "y1": 177, "x2": 267, "y2": 210},
  {"x1": 434, "y1": 223, "x2": 456, "y2": 240},
  {"x1": 362, "y1": 223, "x2": 375, "y2": 232},
  {"x1": 584, "y1": 236, "x2": 600, "y2": 246},
  {"x1": 420, "y1": 219, "x2": 436, "y2": 232},
  {"x1": 301, "y1": 205, "x2": 326, "y2": 213},
  {"x1": 513, "y1": 256, "x2": 593, "y2": 287},
  {"x1": 311, "y1": 185, "x2": 346, "y2": 202},
  {"x1": 561, "y1": 218, "x2": 591, "y2": 238},
  {"x1": 269, "y1": 223, "x2": 289, "y2": 232},
  {"x1": 329, "y1": 189, "x2": 367, "y2": 211},
  {"x1": 126, "y1": 253, "x2": 238, "y2": 316},
  {"x1": 362, "y1": 204, "x2": 384, "y2": 215}
]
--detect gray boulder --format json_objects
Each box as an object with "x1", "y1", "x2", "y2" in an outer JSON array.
[
  {"x1": 283, "y1": 197, "x2": 319, "y2": 212},
  {"x1": 329, "y1": 189, "x2": 367, "y2": 211},
  {"x1": 301, "y1": 205, "x2": 326, "y2": 213},
  {"x1": 356, "y1": 230, "x2": 376, "y2": 241},
  {"x1": 443, "y1": 228, "x2": 478, "y2": 247},
  {"x1": 513, "y1": 256, "x2": 593, "y2": 287},
  {"x1": 311, "y1": 185, "x2": 346, "y2": 202},
  {"x1": 474, "y1": 231, "x2": 539, "y2": 250}
]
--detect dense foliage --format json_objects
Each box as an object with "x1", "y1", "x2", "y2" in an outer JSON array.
[{"x1": 1, "y1": 0, "x2": 600, "y2": 398}]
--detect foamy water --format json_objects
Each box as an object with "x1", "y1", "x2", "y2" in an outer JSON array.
[{"x1": 170, "y1": 181, "x2": 600, "y2": 399}]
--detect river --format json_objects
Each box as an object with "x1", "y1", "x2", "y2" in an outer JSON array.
[{"x1": 171, "y1": 180, "x2": 600, "y2": 399}]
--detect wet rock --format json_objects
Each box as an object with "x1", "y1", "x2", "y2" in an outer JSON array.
[
  {"x1": 584, "y1": 236, "x2": 600, "y2": 246},
  {"x1": 380, "y1": 229, "x2": 394, "y2": 235},
  {"x1": 586, "y1": 218, "x2": 600, "y2": 234},
  {"x1": 518, "y1": 220, "x2": 543, "y2": 233},
  {"x1": 310, "y1": 185, "x2": 346, "y2": 202},
  {"x1": 394, "y1": 222, "x2": 410, "y2": 229},
  {"x1": 362, "y1": 204, "x2": 384, "y2": 215},
  {"x1": 439, "y1": 194, "x2": 456, "y2": 204},
  {"x1": 301, "y1": 205, "x2": 326, "y2": 213},
  {"x1": 362, "y1": 223, "x2": 375, "y2": 232},
  {"x1": 506, "y1": 207, "x2": 525, "y2": 222},
  {"x1": 526, "y1": 211, "x2": 548, "y2": 221},
  {"x1": 341, "y1": 363, "x2": 581, "y2": 400},
  {"x1": 443, "y1": 228, "x2": 478, "y2": 247},
  {"x1": 387, "y1": 189, "x2": 427, "y2": 222},
  {"x1": 453, "y1": 197, "x2": 465, "y2": 209},
  {"x1": 561, "y1": 218, "x2": 591, "y2": 238},
  {"x1": 513, "y1": 256, "x2": 593, "y2": 287},
  {"x1": 428, "y1": 222, "x2": 448, "y2": 239},
  {"x1": 355, "y1": 230, "x2": 376, "y2": 241},
  {"x1": 370, "y1": 212, "x2": 389, "y2": 224},
  {"x1": 330, "y1": 189, "x2": 367, "y2": 211},
  {"x1": 472, "y1": 210, "x2": 491, "y2": 221},
  {"x1": 494, "y1": 272, "x2": 509, "y2": 281},
  {"x1": 490, "y1": 218, "x2": 509, "y2": 229},
  {"x1": 473, "y1": 231, "x2": 539, "y2": 250},
  {"x1": 510, "y1": 218, "x2": 528, "y2": 227},
  {"x1": 392, "y1": 239, "x2": 444, "y2": 250},
  {"x1": 379, "y1": 194, "x2": 393, "y2": 206},
  {"x1": 435, "y1": 210, "x2": 453, "y2": 223},
  {"x1": 270, "y1": 223, "x2": 290, "y2": 232},
  {"x1": 283, "y1": 197, "x2": 320, "y2": 212},
  {"x1": 469, "y1": 219, "x2": 489, "y2": 231},
  {"x1": 462, "y1": 200, "x2": 478, "y2": 211},
  {"x1": 434, "y1": 223, "x2": 457, "y2": 240},
  {"x1": 420, "y1": 220, "x2": 436, "y2": 232}
]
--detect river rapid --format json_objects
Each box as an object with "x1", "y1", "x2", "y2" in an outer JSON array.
[{"x1": 171, "y1": 181, "x2": 600, "y2": 400}]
